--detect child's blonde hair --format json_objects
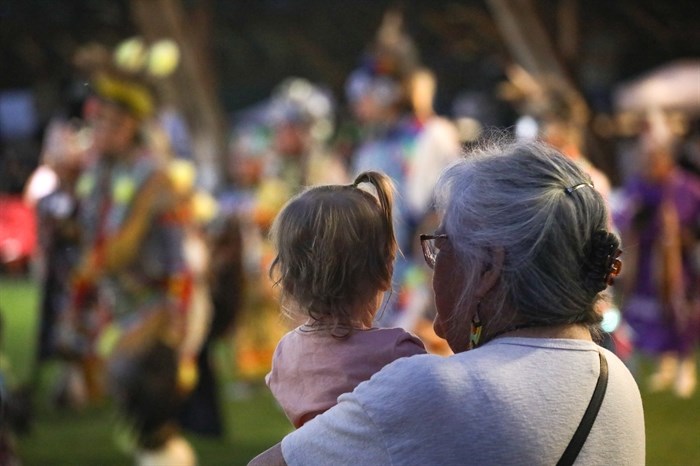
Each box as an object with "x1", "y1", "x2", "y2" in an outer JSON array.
[{"x1": 269, "y1": 171, "x2": 396, "y2": 335}]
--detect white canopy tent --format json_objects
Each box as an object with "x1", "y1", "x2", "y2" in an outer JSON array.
[{"x1": 614, "y1": 59, "x2": 700, "y2": 115}]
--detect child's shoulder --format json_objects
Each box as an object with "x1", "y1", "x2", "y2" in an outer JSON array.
[
  {"x1": 357, "y1": 327, "x2": 426, "y2": 354},
  {"x1": 278, "y1": 325, "x2": 425, "y2": 355},
  {"x1": 363, "y1": 326, "x2": 422, "y2": 340}
]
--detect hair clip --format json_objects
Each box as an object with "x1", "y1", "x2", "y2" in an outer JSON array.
[
  {"x1": 564, "y1": 182, "x2": 594, "y2": 196},
  {"x1": 605, "y1": 249, "x2": 622, "y2": 286}
]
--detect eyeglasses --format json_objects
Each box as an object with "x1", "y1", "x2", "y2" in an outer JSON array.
[{"x1": 420, "y1": 234, "x2": 448, "y2": 269}]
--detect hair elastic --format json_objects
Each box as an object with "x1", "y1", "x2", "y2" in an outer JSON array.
[{"x1": 564, "y1": 182, "x2": 594, "y2": 196}]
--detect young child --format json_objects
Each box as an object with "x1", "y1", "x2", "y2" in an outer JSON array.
[{"x1": 266, "y1": 171, "x2": 426, "y2": 428}]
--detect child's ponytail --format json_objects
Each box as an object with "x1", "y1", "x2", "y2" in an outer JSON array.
[{"x1": 352, "y1": 171, "x2": 396, "y2": 261}]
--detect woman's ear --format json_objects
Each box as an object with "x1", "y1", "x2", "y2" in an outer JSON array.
[{"x1": 475, "y1": 247, "x2": 505, "y2": 298}]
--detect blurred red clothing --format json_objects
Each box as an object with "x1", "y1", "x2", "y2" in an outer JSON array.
[{"x1": 0, "y1": 195, "x2": 37, "y2": 263}]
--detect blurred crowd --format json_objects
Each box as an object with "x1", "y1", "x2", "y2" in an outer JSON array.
[{"x1": 0, "y1": 10, "x2": 699, "y2": 466}]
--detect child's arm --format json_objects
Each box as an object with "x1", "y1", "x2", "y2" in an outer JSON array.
[{"x1": 248, "y1": 443, "x2": 286, "y2": 466}]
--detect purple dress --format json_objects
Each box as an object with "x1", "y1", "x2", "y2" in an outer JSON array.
[{"x1": 618, "y1": 168, "x2": 700, "y2": 355}]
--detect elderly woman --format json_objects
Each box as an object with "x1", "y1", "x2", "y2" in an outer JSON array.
[{"x1": 250, "y1": 141, "x2": 645, "y2": 466}]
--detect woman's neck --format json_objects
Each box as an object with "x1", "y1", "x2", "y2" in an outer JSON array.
[{"x1": 491, "y1": 323, "x2": 593, "y2": 342}]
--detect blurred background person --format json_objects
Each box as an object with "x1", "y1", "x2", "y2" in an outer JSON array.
[
  {"x1": 230, "y1": 77, "x2": 346, "y2": 387},
  {"x1": 179, "y1": 209, "x2": 246, "y2": 435},
  {"x1": 33, "y1": 118, "x2": 94, "y2": 408},
  {"x1": 167, "y1": 157, "x2": 249, "y2": 439},
  {"x1": 617, "y1": 113, "x2": 700, "y2": 399},
  {"x1": 400, "y1": 67, "x2": 461, "y2": 355},
  {"x1": 216, "y1": 120, "x2": 272, "y2": 389},
  {"x1": 538, "y1": 104, "x2": 630, "y2": 358},
  {"x1": 541, "y1": 116, "x2": 612, "y2": 212},
  {"x1": 404, "y1": 67, "x2": 461, "y2": 221},
  {"x1": 255, "y1": 77, "x2": 345, "y2": 229},
  {"x1": 68, "y1": 60, "x2": 198, "y2": 463},
  {"x1": 347, "y1": 11, "x2": 460, "y2": 342}
]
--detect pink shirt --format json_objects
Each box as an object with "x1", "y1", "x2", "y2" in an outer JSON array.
[{"x1": 266, "y1": 326, "x2": 426, "y2": 427}]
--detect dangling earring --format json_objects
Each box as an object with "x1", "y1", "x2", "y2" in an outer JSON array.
[{"x1": 469, "y1": 301, "x2": 483, "y2": 350}]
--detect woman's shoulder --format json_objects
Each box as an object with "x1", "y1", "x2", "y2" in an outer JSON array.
[
  {"x1": 599, "y1": 345, "x2": 640, "y2": 389},
  {"x1": 343, "y1": 351, "x2": 476, "y2": 424},
  {"x1": 354, "y1": 349, "x2": 461, "y2": 396},
  {"x1": 352, "y1": 351, "x2": 436, "y2": 389}
]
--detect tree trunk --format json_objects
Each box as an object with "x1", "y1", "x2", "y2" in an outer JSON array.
[
  {"x1": 130, "y1": 0, "x2": 226, "y2": 191},
  {"x1": 557, "y1": 0, "x2": 578, "y2": 66},
  {"x1": 486, "y1": 0, "x2": 618, "y2": 182}
]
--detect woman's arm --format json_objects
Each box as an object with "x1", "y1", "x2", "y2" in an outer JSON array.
[
  {"x1": 248, "y1": 391, "x2": 391, "y2": 465},
  {"x1": 248, "y1": 443, "x2": 286, "y2": 466}
]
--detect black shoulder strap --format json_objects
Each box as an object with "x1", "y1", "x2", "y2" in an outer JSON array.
[{"x1": 556, "y1": 350, "x2": 609, "y2": 466}]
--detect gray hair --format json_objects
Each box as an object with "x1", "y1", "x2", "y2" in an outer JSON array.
[{"x1": 434, "y1": 140, "x2": 613, "y2": 334}]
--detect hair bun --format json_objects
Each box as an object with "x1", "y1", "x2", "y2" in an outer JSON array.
[{"x1": 583, "y1": 230, "x2": 622, "y2": 293}]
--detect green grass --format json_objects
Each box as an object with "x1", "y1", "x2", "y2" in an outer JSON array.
[
  {"x1": 640, "y1": 384, "x2": 700, "y2": 465},
  {"x1": 14, "y1": 386, "x2": 292, "y2": 466},
  {"x1": 0, "y1": 276, "x2": 39, "y2": 384},
  {"x1": 2, "y1": 276, "x2": 700, "y2": 465},
  {"x1": 1, "y1": 276, "x2": 291, "y2": 465}
]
